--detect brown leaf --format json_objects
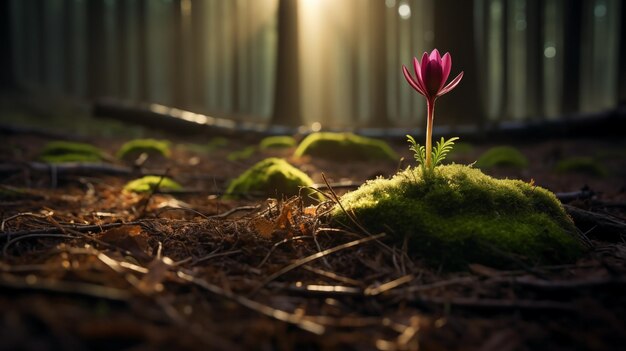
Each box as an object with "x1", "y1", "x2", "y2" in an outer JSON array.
[{"x1": 252, "y1": 218, "x2": 276, "y2": 239}]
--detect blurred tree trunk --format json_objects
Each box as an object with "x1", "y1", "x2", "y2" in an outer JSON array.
[
  {"x1": 0, "y1": 0, "x2": 15, "y2": 90},
  {"x1": 618, "y1": 0, "x2": 626, "y2": 104},
  {"x1": 271, "y1": 0, "x2": 301, "y2": 126},
  {"x1": 433, "y1": 0, "x2": 481, "y2": 127},
  {"x1": 87, "y1": 0, "x2": 105, "y2": 98},
  {"x1": 367, "y1": 0, "x2": 389, "y2": 128},
  {"x1": 562, "y1": 0, "x2": 582, "y2": 113}
]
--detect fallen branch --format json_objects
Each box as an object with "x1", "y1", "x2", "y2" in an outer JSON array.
[{"x1": 564, "y1": 204, "x2": 626, "y2": 242}]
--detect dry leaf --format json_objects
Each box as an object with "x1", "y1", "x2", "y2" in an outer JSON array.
[{"x1": 253, "y1": 218, "x2": 276, "y2": 238}]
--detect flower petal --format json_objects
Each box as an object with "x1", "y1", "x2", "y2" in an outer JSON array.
[
  {"x1": 420, "y1": 52, "x2": 430, "y2": 79},
  {"x1": 402, "y1": 64, "x2": 426, "y2": 96},
  {"x1": 440, "y1": 53, "x2": 451, "y2": 89},
  {"x1": 424, "y1": 60, "x2": 443, "y2": 96},
  {"x1": 437, "y1": 71, "x2": 464, "y2": 97},
  {"x1": 413, "y1": 57, "x2": 428, "y2": 94},
  {"x1": 429, "y1": 49, "x2": 441, "y2": 62}
]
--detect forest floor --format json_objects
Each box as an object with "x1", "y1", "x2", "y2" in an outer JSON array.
[{"x1": 1, "y1": 95, "x2": 625, "y2": 350}]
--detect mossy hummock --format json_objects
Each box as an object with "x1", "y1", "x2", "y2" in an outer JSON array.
[
  {"x1": 333, "y1": 164, "x2": 584, "y2": 270},
  {"x1": 555, "y1": 157, "x2": 608, "y2": 177},
  {"x1": 227, "y1": 146, "x2": 256, "y2": 162},
  {"x1": 475, "y1": 146, "x2": 529, "y2": 169},
  {"x1": 294, "y1": 132, "x2": 398, "y2": 162},
  {"x1": 39, "y1": 141, "x2": 105, "y2": 163},
  {"x1": 260, "y1": 136, "x2": 297, "y2": 150},
  {"x1": 116, "y1": 139, "x2": 171, "y2": 160},
  {"x1": 123, "y1": 176, "x2": 182, "y2": 193},
  {"x1": 225, "y1": 158, "x2": 319, "y2": 199}
]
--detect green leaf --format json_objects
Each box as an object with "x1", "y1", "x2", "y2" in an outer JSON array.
[{"x1": 432, "y1": 136, "x2": 459, "y2": 166}]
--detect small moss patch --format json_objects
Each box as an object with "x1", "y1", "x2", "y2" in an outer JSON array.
[
  {"x1": 227, "y1": 146, "x2": 257, "y2": 162},
  {"x1": 260, "y1": 136, "x2": 296, "y2": 150},
  {"x1": 294, "y1": 132, "x2": 398, "y2": 162},
  {"x1": 555, "y1": 157, "x2": 608, "y2": 177},
  {"x1": 123, "y1": 176, "x2": 182, "y2": 193},
  {"x1": 225, "y1": 158, "x2": 319, "y2": 200},
  {"x1": 39, "y1": 141, "x2": 105, "y2": 163},
  {"x1": 332, "y1": 164, "x2": 583, "y2": 270},
  {"x1": 116, "y1": 139, "x2": 171, "y2": 160},
  {"x1": 475, "y1": 146, "x2": 528, "y2": 169}
]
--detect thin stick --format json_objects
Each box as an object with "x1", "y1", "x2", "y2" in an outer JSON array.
[
  {"x1": 1, "y1": 212, "x2": 47, "y2": 232},
  {"x1": 251, "y1": 233, "x2": 385, "y2": 296},
  {"x1": 257, "y1": 235, "x2": 314, "y2": 268},
  {"x1": 192, "y1": 249, "x2": 242, "y2": 266},
  {"x1": 0, "y1": 272, "x2": 131, "y2": 301},
  {"x1": 3, "y1": 233, "x2": 76, "y2": 257},
  {"x1": 176, "y1": 271, "x2": 326, "y2": 335},
  {"x1": 302, "y1": 265, "x2": 363, "y2": 286},
  {"x1": 364, "y1": 274, "x2": 415, "y2": 296},
  {"x1": 0, "y1": 221, "x2": 139, "y2": 239}
]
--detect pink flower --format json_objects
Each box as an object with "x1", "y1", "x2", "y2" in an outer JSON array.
[
  {"x1": 402, "y1": 49, "x2": 464, "y2": 103},
  {"x1": 402, "y1": 49, "x2": 464, "y2": 169}
]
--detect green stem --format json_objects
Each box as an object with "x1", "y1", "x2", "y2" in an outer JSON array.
[{"x1": 425, "y1": 99, "x2": 435, "y2": 169}]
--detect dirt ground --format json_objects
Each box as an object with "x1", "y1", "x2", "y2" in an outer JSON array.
[{"x1": 1, "y1": 97, "x2": 625, "y2": 351}]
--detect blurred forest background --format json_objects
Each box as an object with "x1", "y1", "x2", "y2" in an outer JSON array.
[{"x1": 0, "y1": 0, "x2": 624, "y2": 130}]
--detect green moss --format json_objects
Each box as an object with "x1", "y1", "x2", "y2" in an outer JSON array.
[
  {"x1": 227, "y1": 146, "x2": 257, "y2": 161},
  {"x1": 260, "y1": 136, "x2": 297, "y2": 150},
  {"x1": 116, "y1": 139, "x2": 171, "y2": 160},
  {"x1": 332, "y1": 164, "x2": 584, "y2": 270},
  {"x1": 225, "y1": 157, "x2": 320, "y2": 200},
  {"x1": 294, "y1": 132, "x2": 398, "y2": 162},
  {"x1": 475, "y1": 146, "x2": 529, "y2": 169},
  {"x1": 555, "y1": 157, "x2": 608, "y2": 177},
  {"x1": 39, "y1": 141, "x2": 105, "y2": 163},
  {"x1": 123, "y1": 176, "x2": 182, "y2": 193}
]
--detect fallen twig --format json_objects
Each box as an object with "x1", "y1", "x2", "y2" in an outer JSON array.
[
  {"x1": 176, "y1": 270, "x2": 326, "y2": 335},
  {"x1": 0, "y1": 221, "x2": 141, "y2": 239},
  {"x1": 251, "y1": 233, "x2": 385, "y2": 296},
  {"x1": 0, "y1": 272, "x2": 131, "y2": 301}
]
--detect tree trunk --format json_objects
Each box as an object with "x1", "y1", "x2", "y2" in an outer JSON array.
[
  {"x1": 618, "y1": 0, "x2": 626, "y2": 104},
  {"x1": 433, "y1": 0, "x2": 481, "y2": 127},
  {"x1": 367, "y1": 0, "x2": 389, "y2": 128},
  {"x1": 0, "y1": 0, "x2": 15, "y2": 91},
  {"x1": 87, "y1": 0, "x2": 105, "y2": 98},
  {"x1": 562, "y1": 0, "x2": 582, "y2": 113},
  {"x1": 271, "y1": 0, "x2": 301, "y2": 126}
]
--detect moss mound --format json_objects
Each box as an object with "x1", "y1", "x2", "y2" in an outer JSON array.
[
  {"x1": 116, "y1": 139, "x2": 171, "y2": 160},
  {"x1": 294, "y1": 132, "x2": 398, "y2": 162},
  {"x1": 475, "y1": 146, "x2": 528, "y2": 169},
  {"x1": 260, "y1": 136, "x2": 296, "y2": 150},
  {"x1": 227, "y1": 146, "x2": 256, "y2": 162},
  {"x1": 555, "y1": 157, "x2": 608, "y2": 177},
  {"x1": 225, "y1": 158, "x2": 319, "y2": 200},
  {"x1": 123, "y1": 176, "x2": 182, "y2": 193},
  {"x1": 332, "y1": 164, "x2": 583, "y2": 270},
  {"x1": 39, "y1": 141, "x2": 105, "y2": 163}
]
